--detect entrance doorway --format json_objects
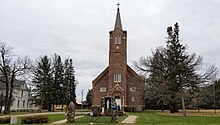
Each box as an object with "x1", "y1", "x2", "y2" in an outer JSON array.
[{"x1": 115, "y1": 96, "x2": 121, "y2": 110}]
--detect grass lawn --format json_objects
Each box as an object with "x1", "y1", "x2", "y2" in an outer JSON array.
[
  {"x1": 1, "y1": 114, "x2": 67, "y2": 125},
  {"x1": 48, "y1": 114, "x2": 67, "y2": 123},
  {"x1": 0, "y1": 111, "x2": 36, "y2": 116},
  {"x1": 18, "y1": 114, "x2": 66, "y2": 124},
  {"x1": 73, "y1": 114, "x2": 128, "y2": 124},
  {"x1": 2, "y1": 114, "x2": 127, "y2": 125},
  {"x1": 130, "y1": 110, "x2": 220, "y2": 125},
  {"x1": 0, "y1": 110, "x2": 51, "y2": 116},
  {"x1": 2, "y1": 110, "x2": 220, "y2": 124}
]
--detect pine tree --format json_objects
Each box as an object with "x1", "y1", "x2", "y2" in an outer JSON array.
[
  {"x1": 86, "y1": 89, "x2": 92, "y2": 108},
  {"x1": 165, "y1": 23, "x2": 202, "y2": 113},
  {"x1": 33, "y1": 55, "x2": 77, "y2": 111},
  {"x1": 32, "y1": 55, "x2": 53, "y2": 112},
  {"x1": 135, "y1": 23, "x2": 217, "y2": 114},
  {"x1": 63, "y1": 58, "x2": 76, "y2": 104},
  {"x1": 51, "y1": 54, "x2": 64, "y2": 111}
]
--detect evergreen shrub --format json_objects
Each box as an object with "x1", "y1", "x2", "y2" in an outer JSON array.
[
  {"x1": 0, "y1": 117, "x2": 10, "y2": 124},
  {"x1": 21, "y1": 115, "x2": 48, "y2": 124}
]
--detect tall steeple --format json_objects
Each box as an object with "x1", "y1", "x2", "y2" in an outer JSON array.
[{"x1": 114, "y1": 3, "x2": 123, "y2": 30}]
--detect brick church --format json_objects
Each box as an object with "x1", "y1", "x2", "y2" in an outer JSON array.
[{"x1": 92, "y1": 5, "x2": 144, "y2": 111}]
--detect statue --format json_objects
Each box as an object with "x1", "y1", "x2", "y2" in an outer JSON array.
[
  {"x1": 106, "y1": 99, "x2": 110, "y2": 109},
  {"x1": 67, "y1": 101, "x2": 75, "y2": 123},
  {"x1": 111, "y1": 98, "x2": 118, "y2": 123},
  {"x1": 101, "y1": 97, "x2": 105, "y2": 115}
]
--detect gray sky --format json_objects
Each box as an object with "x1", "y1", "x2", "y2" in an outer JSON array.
[{"x1": 0, "y1": 0, "x2": 220, "y2": 100}]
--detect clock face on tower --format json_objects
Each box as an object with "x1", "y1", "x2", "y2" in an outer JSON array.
[{"x1": 116, "y1": 46, "x2": 119, "y2": 49}]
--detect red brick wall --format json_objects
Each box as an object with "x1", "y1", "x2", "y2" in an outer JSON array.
[
  {"x1": 126, "y1": 70, "x2": 144, "y2": 106},
  {"x1": 92, "y1": 28, "x2": 144, "y2": 111},
  {"x1": 92, "y1": 73, "x2": 109, "y2": 106}
]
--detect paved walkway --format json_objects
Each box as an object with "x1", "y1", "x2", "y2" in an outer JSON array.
[
  {"x1": 121, "y1": 115, "x2": 137, "y2": 124},
  {"x1": 51, "y1": 116, "x2": 84, "y2": 124}
]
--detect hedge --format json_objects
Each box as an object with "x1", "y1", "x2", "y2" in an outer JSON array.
[
  {"x1": 21, "y1": 115, "x2": 48, "y2": 124},
  {"x1": 0, "y1": 117, "x2": 10, "y2": 124}
]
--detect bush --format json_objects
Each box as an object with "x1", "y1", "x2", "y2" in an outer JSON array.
[
  {"x1": 0, "y1": 117, "x2": 10, "y2": 124},
  {"x1": 91, "y1": 106, "x2": 101, "y2": 116},
  {"x1": 118, "y1": 111, "x2": 124, "y2": 116},
  {"x1": 21, "y1": 115, "x2": 48, "y2": 124}
]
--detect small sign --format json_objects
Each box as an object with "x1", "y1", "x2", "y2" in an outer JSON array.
[{"x1": 10, "y1": 116, "x2": 17, "y2": 124}]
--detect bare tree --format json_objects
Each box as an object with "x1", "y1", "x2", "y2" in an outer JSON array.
[{"x1": 0, "y1": 42, "x2": 32, "y2": 114}]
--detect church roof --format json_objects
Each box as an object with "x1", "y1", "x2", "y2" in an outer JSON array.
[
  {"x1": 127, "y1": 65, "x2": 143, "y2": 82},
  {"x1": 0, "y1": 76, "x2": 29, "y2": 91},
  {"x1": 114, "y1": 4, "x2": 123, "y2": 30},
  {"x1": 92, "y1": 66, "x2": 109, "y2": 86}
]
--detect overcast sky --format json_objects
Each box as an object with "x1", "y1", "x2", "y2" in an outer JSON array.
[{"x1": 0, "y1": 0, "x2": 220, "y2": 101}]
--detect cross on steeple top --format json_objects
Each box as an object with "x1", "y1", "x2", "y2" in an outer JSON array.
[
  {"x1": 117, "y1": 3, "x2": 120, "y2": 8},
  {"x1": 114, "y1": 3, "x2": 122, "y2": 30}
]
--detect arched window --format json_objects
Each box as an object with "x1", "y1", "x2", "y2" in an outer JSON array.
[
  {"x1": 100, "y1": 87, "x2": 106, "y2": 92},
  {"x1": 131, "y1": 96, "x2": 135, "y2": 102},
  {"x1": 114, "y1": 35, "x2": 121, "y2": 44},
  {"x1": 114, "y1": 74, "x2": 121, "y2": 82}
]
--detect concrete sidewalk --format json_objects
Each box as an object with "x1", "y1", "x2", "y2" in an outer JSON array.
[
  {"x1": 121, "y1": 115, "x2": 137, "y2": 124},
  {"x1": 51, "y1": 116, "x2": 84, "y2": 124}
]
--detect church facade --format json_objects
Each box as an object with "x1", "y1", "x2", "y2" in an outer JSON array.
[{"x1": 92, "y1": 6, "x2": 144, "y2": 111}]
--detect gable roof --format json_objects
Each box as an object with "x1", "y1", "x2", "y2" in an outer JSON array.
[
  {"x1": 0, "y1": 76, "x2": 29, "y2": 91},
  {"x1": 92, "y1": 66, "x2": 109, "y2": 87},
  {"x1": 127, "y1": 65, "x2": 143, "y2": 82}
]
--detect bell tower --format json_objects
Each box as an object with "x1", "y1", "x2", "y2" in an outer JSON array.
[
  {"x1": 92, "y1": 3, "x2": 144, "y2": 111},
  {"x1": 108, "y1": 3, "x2": 127, "y2": 107}
]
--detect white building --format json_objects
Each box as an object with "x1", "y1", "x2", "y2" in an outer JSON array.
[
  {"x1": 11, "y1": 79, "x2": 30, "y2": 111},
  {"x1": 0, "y1": 79, "x2": 38, "y2": 112}
]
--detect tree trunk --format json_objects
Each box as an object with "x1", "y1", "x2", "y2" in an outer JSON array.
[
  {"x1": 40, "y1": 101, "x2": 43, "y2": 113},
  {"x1": 197, "y1": 98, "x2": 200, "y2": 112},
  {"x1": 159, "y1": 100, "x2": 164, "y2": 111},
  {"x1": 0, "y1": 102, "x2": 3, "y2": 113},
  {"x1": 169, "y1": 97, "x2": 176, "y2": 113},
  {"x1": 170, "y1": 103, "x2": 175, "y2": 113},
  {"x1": 5, "y1": 74, "x2": 15, "y2": 114},
  {"x1": 4, "y1": 98, "x2": 10, "y2": 114},
  {"x1": 170, "y1": 102, "x2": 179, "y2": 113},
  {"x1": 61, "y1": 103, "x2": 64, "y2": 111},
  {"x1": 169, "y1": 94, "x2": 179, "y2": 113},
  {"x1": 48, "y1": 103, "x2": 52, "y2": 111},
  {"x1": 181, "y1": 96, "x2": 186, "y2": 117},
  {"x1": 4, "y1": 86, "x2": 10, "y2": 114},
  {"x1": 52, "y1": 102, "x2": 55, "y2": 111}
]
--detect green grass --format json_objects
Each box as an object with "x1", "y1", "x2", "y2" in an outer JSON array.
[
  {"x1": 1, "y1": 114, "x2": 67, "y2": 125},
  {"x1": 74, "y1": 114, "x2": 128, "y2": 124},
  {"x1": 129, "y1": 110, "x2": 220, "y2": 125},
  {"x1": 48, "y1": 114, "x2": 67, "y2": 123},
  {"x1": 0, "y1": 111, "x2": 34, "y2": 116},
  {"x1": 18, "y1": 114, "x2": 66, "y2": 124},
  {"x1": 3, "y1": 110, "x2": 220, "y2": 124}
]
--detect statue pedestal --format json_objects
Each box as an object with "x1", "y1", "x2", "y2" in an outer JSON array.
[{"x1": 67, "y1": 101, "x2": 75, "y2": 123}]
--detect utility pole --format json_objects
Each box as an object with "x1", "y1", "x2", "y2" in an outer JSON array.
[
  {"x1": 213, "y1": 82, "x2": 216, "y2": 114},
  {"x1": 81, "y1": 89, "x2": 84, "y2": 109}
]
